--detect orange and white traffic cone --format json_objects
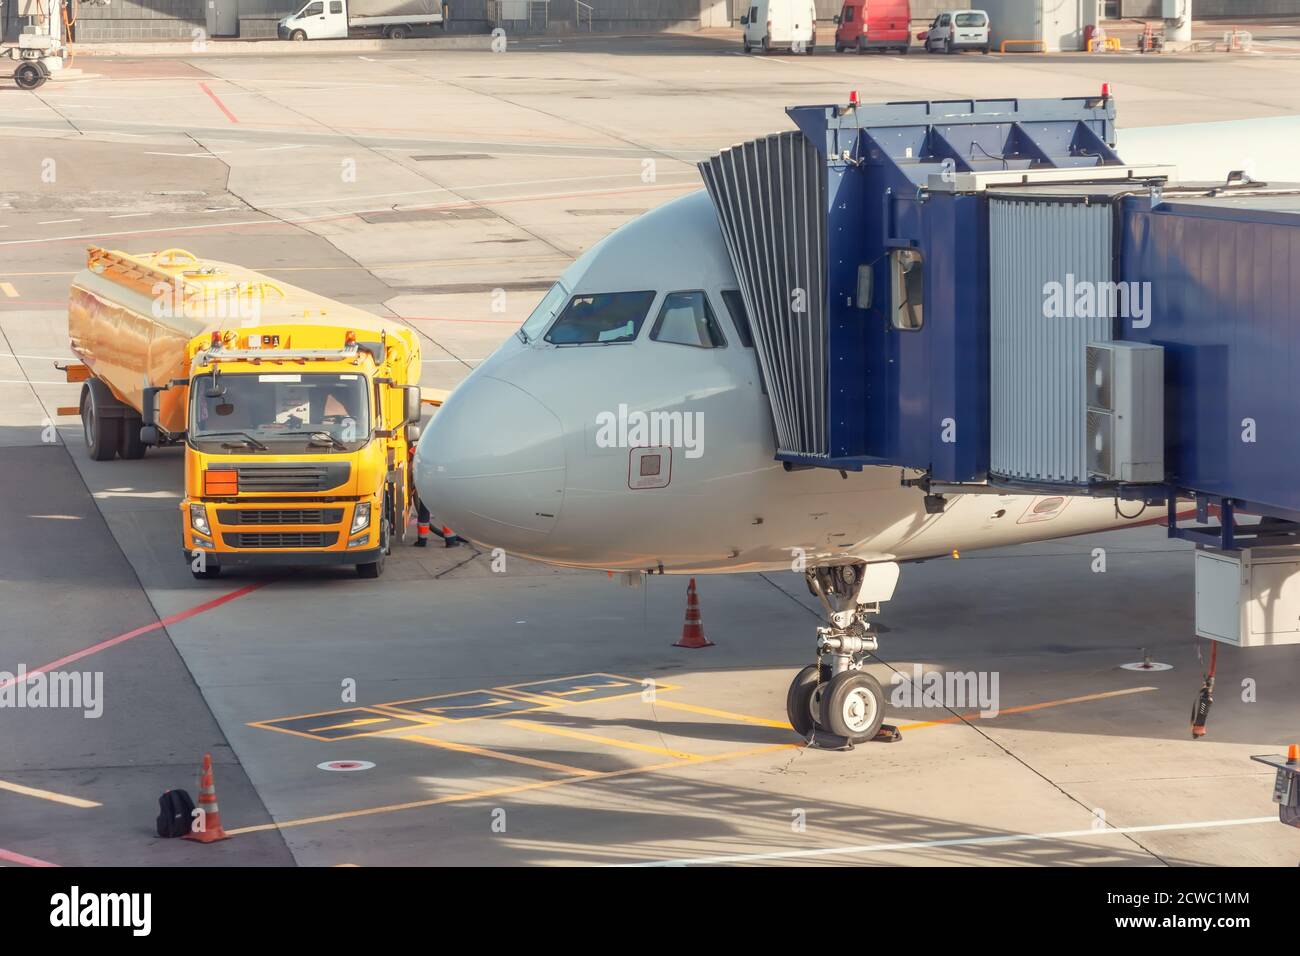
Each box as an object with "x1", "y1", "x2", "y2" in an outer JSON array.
[
  {"x1": 674, "y1": 577, "x2": 714, "y2": 648},
  {"x1": 183, "y1": 753, "x2": 229, "y2": 843}
]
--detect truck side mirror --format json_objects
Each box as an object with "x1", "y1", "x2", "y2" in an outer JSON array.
[
  {"x1": 141, "y1": 384, "x2": 167, "y2": 428},
  {"x1": 140, "y1": 425, "x2": 160, "y2": 447},
  {"x1": 740, "y1": 14, "x2": 748, "y2": 24},
  {"x1": 856, "y1": 263, "x2": 874, "y2": 309},
  {"x1": 832, "y1": 14, "x2": 840, "y2": 24},
  {"x1": 405, "y1": 423, "x2": 421, "y2": 443},
  {"x1": 403, "y1": 385, "x2": 422, "y2": 426}
]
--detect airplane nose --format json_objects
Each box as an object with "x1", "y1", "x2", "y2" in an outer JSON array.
[{"x1": 414, "y1": 375, "x2": 565, "y2": 548}]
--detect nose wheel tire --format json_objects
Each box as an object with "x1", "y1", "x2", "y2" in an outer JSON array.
[
  {"x1": 785, "y1": 665, "x2": 822, "y2": 737},
  {"x1": 819, "y1": 671, "x2": 886, "y2": 744}
]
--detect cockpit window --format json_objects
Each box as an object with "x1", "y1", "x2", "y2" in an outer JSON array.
[
  {"x1": 719, "y1": 290, "x2": 754, "y2": 348},
  {"x1": 650, "y1": 291, "x2": 726, "y2": 349},
  {"x1": 518, "y1": 282, "x2": 569, "y2": 343},
  {"x1": 544, "y1": 291, "x2": 654, "y2": 345}
]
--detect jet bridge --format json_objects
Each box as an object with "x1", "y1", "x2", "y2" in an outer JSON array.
[{"x1": 701, "y1": 92, "x2": 1300, "y2": 649}]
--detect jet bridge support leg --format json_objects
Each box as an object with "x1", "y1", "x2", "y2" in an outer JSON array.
[{"x1": 785, "y1": 564, "x2": 902, "y2": 749}]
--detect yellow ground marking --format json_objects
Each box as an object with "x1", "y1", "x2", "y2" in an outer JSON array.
[
  {"x1": 225, "y1": 742, "x2": 798, "y2": 837},
  {"x1": 0, "y1": 283, "x2": 16, "y2": 298},
  {"x1": 399, "y1": 733, "x2": 600, "y2": 777},
  {"x1": 892, "y1": 685, "x2": 1159, "y2": 731},
  {"x1": 246, "y1": 706, "x2": 445, "y2": 741},
  {"x1": 309, "y1": 716, "x2": 394, "y2": 733},
  {"x1": 653, "y1": 699, "x2": 793, "y2": 729},
  {"x1": 503, "y1": 719, "x2": 703, "y2": 760},
  {"x1": 0, "y1": 778, "x2": 100, "y2": 809}
]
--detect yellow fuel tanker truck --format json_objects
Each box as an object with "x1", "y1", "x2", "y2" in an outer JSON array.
[{"x1": 66, "y1": 247, "x2": 425, "y2": 580}]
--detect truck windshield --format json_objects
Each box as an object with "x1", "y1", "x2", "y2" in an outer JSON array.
[{"x1": 190, "y1": 372, "x2": 370, "y2": 450}]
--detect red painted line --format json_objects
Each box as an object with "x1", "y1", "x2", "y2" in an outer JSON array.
[
  {"x1": 199, "y1": 81, "x2": 239, "y2": 124},
  {"x1": 0, "y1": 847, "x2": 58, "y2": 867},
  {"x1": 0, "y1": 582, "x2": 266, "y2": 692}
]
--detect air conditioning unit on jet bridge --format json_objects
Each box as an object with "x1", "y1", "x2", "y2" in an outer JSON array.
[{"x1": 1085, "y1": 341, "x2": 1164, "y2": 483}]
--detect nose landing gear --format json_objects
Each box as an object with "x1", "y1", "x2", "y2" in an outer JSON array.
[{"x1": 785, "y1": 563, "x2": 902, "y2": 749}]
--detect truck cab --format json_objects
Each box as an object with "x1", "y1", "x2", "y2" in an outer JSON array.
[
  {"x1": 279, "y1": 0, "x2": 348, "y2": 40},
  {"x1": 834, "y1": 0, "x2": 912, "y2": 54}
]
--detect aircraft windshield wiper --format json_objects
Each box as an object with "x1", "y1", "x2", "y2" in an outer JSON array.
[
  {"x1": 280, "y1": 430, "x2": 348, "y2": 450},
  {"x1": 202, "y1": 431, "x2": 269, "y2": 451}
]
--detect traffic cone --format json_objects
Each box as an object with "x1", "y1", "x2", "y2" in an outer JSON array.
[
  {"x1": 674, "y1": 577, "x2": 714, "y2": 648},
  {"x1": 183, "y1": 753, "x2": 229, "y2": 843}
]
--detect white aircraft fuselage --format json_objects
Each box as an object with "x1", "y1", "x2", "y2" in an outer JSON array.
[{"x1": 414, "y1": 116, "x2": 1300, "y2": 576}]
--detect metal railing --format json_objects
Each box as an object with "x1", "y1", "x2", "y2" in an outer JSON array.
[
  {"x1": 485, "y1": 0, "x2": 549, "y2": 32},
  {"x1": 574, "y1": 0, "x2": 593, "y2": 31}
]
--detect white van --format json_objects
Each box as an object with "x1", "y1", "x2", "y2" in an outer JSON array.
[
  {"x1": 741, "y1": 0, "x2": 819, "y2": 54},
  {"x1": 922, "y1": 9, "x2": 990, "y2": 54}
]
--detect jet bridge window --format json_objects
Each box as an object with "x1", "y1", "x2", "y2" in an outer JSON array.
[
  {"x1": 890, "y1": 248, "x2": 924, "y2": 331},
  {"x1": 650, "y1": 291, "x2": 726, "y2": 349},
  {"x1": 545, "y1": 291, "x2": 654, "y2": 345}
]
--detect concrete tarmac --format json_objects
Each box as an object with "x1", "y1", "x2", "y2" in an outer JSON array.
[{"x1": 2, "y1": 34, "x2": 1299, "y2": 866}]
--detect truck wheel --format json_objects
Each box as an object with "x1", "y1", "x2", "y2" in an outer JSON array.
[
  {"x1": 387, "y1": 24, "x2": 410, "y2": 39},
  {"x1": 81, "y1": 380, "x2": 123, "y2": 462},
  {"x1": 357, "y1": 508, "x2": 391, "y2": 578},
  {"x1": 290, "y1": 29, "x2": 306, "y2": 41},
  {"x1": 15, "y1": 63, "x2": 45, "y2": 91},
  {"x1": 899, "y1": 43, "x2": 910, "y2": 54},
  {"x1": 120, "y1": 413, "x2": 147, "y2": 460}
]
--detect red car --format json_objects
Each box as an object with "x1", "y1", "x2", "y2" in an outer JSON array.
[{"x1": 833, "y1": 0, "x2": 911, "y2": 54}]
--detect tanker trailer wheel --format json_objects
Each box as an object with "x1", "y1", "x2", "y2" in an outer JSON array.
[
  {"x1": 14, "y1": 62, "x2": 46, "y2": 91},
  {"x1": 80, "y1": 379, "x2": 123, "y2": 461},
  {"x1": 120, "y1": 413, "x2": 148, "y2": 460}
]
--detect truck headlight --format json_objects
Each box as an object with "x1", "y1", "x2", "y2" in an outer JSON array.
[
  {"x1": 190, "y1": 504, "x2": 211, "y2": 536},
  {"x1": 351, "y1": 502, "x2": 371, "y2": 534}
]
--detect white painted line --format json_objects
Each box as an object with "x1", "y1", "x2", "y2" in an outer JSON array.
[
  {"x1": 142, "y1": 151, "x2": 224, "y2": 159},
  {"x1": 0, "y1": 180, "x2": 698, "y2": 248},
  {"x1": 622, "y1": 816, "x2": 1280, "y2": 866},
  {"x1": 254, "y1": 169, "x2": 700, "y2": 211},
  {"x1": 256, "y1": 144, "x2": 310, "y2": 153},
  {"x1": 108, "y1": 212, "x2": 150, "y2": 219},
  {"x1": 0, "y1": 283, "x2": 16, "y2": 298},
  {"x1": 0, "y1": 379, "x2": 76, "y2": 386},
  {"x1": 37, "y1": 219, "x2": 81, "y2": 225}
]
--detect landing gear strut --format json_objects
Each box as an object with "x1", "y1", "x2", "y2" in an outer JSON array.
[{"x1": 785, "y1": 563, "x2": 902, "y2": 749}]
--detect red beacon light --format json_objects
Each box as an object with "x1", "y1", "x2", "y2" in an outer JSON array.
[
  {"x1": 209, "y1": 330, "x2": 222, "y2": 348},
  {"x1": 345, "y1": 330, "x2": 357, "y2": 346},
  {"x1": 848, "y1": 90, "x2": 860, "y2": 108},
  {"x1": 1100, "y1": 82, "x2": 1112, "y2": 99}
]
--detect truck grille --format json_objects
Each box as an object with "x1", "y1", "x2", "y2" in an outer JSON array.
[
  {"x1": 225, "y1": 463, "x2": 351, "y2": 492},
  {"x1": 222, "y1": 532, "x2": 339, "y2": 549},
  {"x1": 217, "y1": 509, "x2": 344, "y2": 526}
]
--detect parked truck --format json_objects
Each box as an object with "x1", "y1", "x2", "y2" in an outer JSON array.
[
  {"x1": 278, "y1": 0, "x2": 448, "y2": 40},
  {"x1": 66, "y1": 247, "x2": 427, "y2": 580}
]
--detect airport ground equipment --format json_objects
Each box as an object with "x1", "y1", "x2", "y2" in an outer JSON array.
[
  {"x1": 277, "y1": 0, "x2": 448, "y2": 40},
  {"x1": 1251, "y1": 745, "x2": 1300, "y2": 835},
  {"x1": 700, "y1": 91, "x2": 1300, "y2": 739},
  {"x1": 63, "y1": 247, "x2": 425, "y2": 579}
]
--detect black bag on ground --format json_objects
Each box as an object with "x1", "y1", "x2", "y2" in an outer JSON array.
[{"x1": 156, "y1": 789, "x2": 195, "y2": 838}]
